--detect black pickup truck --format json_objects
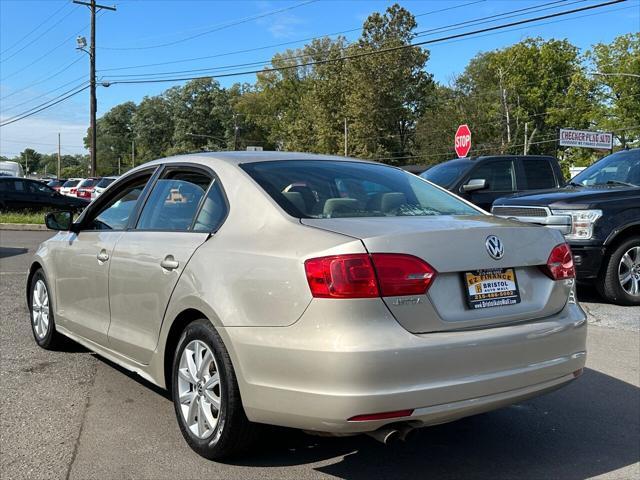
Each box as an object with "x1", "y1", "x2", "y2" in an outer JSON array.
[
  {"x1": 493, "y1": 148, "x2": 640, "y2": 305},
  {"x1": 420, "y1": 155, "x2": 564, "y2": 211}
]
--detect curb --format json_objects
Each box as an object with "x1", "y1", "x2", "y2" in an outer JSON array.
[{"x1": 0, "y1": 223, "x2": 48, "y2": 231}]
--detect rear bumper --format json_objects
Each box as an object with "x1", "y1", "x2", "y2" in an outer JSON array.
[{"x1": 222, "y1": 299, "x2": 587, "y2": 433}]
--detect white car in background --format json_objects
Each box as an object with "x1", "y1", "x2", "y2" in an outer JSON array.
[
  {"x1": 59, "y1": 178, "x2": 84, "y2": 197},
  {"x1": 91, "y1": 176, "x2": 118, "y2": 199}
]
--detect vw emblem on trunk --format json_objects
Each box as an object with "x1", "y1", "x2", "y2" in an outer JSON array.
[{"x1": 486, "y1": 235, "x2": 504, "y2": 260}]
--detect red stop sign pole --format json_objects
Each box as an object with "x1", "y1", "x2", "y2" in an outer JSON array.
[{"x1": 455, "y1": 124, "x2": 471, "y2": 158}]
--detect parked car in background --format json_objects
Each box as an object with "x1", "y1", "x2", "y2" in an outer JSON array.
[
  {"x1": 0, "y1": 161, "x2": 25, "y2": 178},
  {"x1": 421, "y1": 155, "x2": 564, "y2": 211},
  {"x1": 30, "y1": 152, "x2": 586, "y2": 459},
  {"x1": 493, "y1": 148, "x2": 640, "y2": 305},
  {"x1": 59, "y1": 178, "x2": 84, "y2": 197},
  {"x1": 46, "y1": 179, "x2": 68, "y2": 192},
  {"x1": 91, "y1": 176, "x2": 118, "y2": 199},
  {"x1": 75, "y1": 177, "x2": 101, "y2": 200},
  {"x1": 0, "y1": 177, "x2": 89, "y2": 211}
]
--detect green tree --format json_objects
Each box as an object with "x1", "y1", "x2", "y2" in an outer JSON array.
[
  {"x1": 344, "y1": 4, "x2": 432, "y2": 163},
  {"x1": 587, "y1": 33, "x2": 640, "y2": 148},
  {"x1": 132, "y1": 95, "x2": 174, "y2": 163},
  {"x1": 87, "y1": 101, "x2": 137, "y2": 175}
]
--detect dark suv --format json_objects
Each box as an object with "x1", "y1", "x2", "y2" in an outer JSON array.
[
  {"x1": 420, "y1": 155, "x2": 564, "y2": 211},
  {"x1": 0, "y1": 177, "x2": 89, "y2": 212},
  {"x1": 493, "y1": 148, "x2": 640, "y2": 305}
]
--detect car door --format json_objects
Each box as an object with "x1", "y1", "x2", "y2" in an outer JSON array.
[
  {"x1": 461, "y1": 158, "x2": 517, "y2": 210},
  {"x1": 26, "y1": 180, "x2": 58, "y2": 209},
  {"x1": 53, "y1": 169, "x2": 155, "y2": 345},
  {"x1": 107, "y1": 165, "x2": 228, "y2": 364}
]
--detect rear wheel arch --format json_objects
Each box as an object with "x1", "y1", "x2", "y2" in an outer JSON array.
[{"x1": 164, "y1": 308, "x2": 206, "y2": 396}]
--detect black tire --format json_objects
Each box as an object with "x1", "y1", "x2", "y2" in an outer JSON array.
[
  {"x1": 28, "y1": 269, "x2": 65, "y2": 349},
  {"x1": 597, "y1": 236, "x2": 640, "y2": 306},
  {"x1": 171, "y1": 319, "x2": 259, "y2": 460}
]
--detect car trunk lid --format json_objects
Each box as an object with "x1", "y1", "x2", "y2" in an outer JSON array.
[{"x1": 301, "y1": 215, "x2": 570, "y2": 333}]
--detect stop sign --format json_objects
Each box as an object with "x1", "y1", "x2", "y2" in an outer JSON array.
[{"x1": 455, "y1": 124, "x2": 471, "y2": 158}]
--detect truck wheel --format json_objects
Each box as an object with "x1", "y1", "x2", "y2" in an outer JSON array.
[{"x1": 597, "y1": 237, "x2": 640, "y2": 306}]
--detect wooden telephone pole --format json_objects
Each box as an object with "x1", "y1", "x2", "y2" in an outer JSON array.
[{"x1": 73, "y1": 0, "x2": 116, "y2": 176}]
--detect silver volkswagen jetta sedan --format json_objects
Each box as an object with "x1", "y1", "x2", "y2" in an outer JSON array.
[{"x1": 28, "y1": 152, "x2": 586, "y2": 459}]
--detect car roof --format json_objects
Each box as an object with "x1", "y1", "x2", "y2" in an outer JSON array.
[{"x1": 136, "y1": 151, "x2": 377, "y2": 170}]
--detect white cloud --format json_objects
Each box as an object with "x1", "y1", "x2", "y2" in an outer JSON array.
[{"x1": 267, "y1": 14, "x2": 305, "y2": 39}]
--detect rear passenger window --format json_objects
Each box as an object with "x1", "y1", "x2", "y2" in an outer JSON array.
[
  {"x1": 193, "y1": 180, "x2": 227, "y2": 232},
  {"x1": 521, "y1": 159, "x2": 556, "y2": 189},
  {"x1": 137, "y1": 170, "x2": 211, "y2": 231},
  {"x1": 469, "y1": 160, "x2": 515, "y2": 192}
]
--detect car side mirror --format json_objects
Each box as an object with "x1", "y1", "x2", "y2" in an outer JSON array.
[
  {"x1": 45, "y1": 211, "x2": 75, "y2": 231},
  {"x1": 462, "y1": 178, "x2": 487, "y2": 192}
]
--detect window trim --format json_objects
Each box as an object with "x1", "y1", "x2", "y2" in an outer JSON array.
[
  {"x1": 130, "y1": 162, "x2": 230, "y2": 234},
  {"x1": 75, "y1": 166, "x2": 161, "y2": 231},
  {"x1": 463, "y1": 159, "x2": 516, "y2": 193}
]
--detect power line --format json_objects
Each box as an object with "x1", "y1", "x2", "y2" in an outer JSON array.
[
  {"x1": 0, "y1": 57, "x2": 85, "y2": 103},
  {"x1": 0, "y1": 85, "x2": 89, "y2": 127},
  {"x1": 0, "y1": 1, "x2": 72, "y2": 57},
  {"x1": 103, "y1": 0, "x2": 627, "y2": 86},
  {"x1": 99, "y1": 0, "x2": 318, "y2": 51},
  {"x1": 97, "y1": 0, "x2": 487, "y2": 73},
  {"x1": 0, "y1": 10, "x2": 104, "y2": 82},
  {"x1": 0, "y1": 75, "x2": 88, "y2": 113}
]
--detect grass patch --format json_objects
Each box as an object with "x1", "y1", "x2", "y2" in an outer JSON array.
[{"x1": 0, "y1": 211, "x2": 47, "y2": 224}]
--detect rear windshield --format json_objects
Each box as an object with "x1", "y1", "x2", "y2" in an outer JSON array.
[
  {"x1": 62, "y1": 179, "x2": 80, "y2": 187},
  {"x1": 420, "y1": 160, "x2": 471, "y2": 188},
  {"x1": 241, "y1": 160, "x2": 479, "y2": 219},
  {"x1": 97, "y1": 177, "x2": 116, "y2": 188},
  {"x1": 78, "y1": 178, "x2": 98, "y2": 188}
]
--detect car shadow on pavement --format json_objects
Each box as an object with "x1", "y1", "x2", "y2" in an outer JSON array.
[
  {"x1": 94, "y1": 354, "x2": 172, "y2": 400},
  {"x1": 0, "y1": 246, "x2": 29, "y2": 259},
  {"x1": 576, "y1": 283, "x2": 607, "y2": 305},
  {"x1": 222, "y1": 368, "x2": 639, "y2": 479}
]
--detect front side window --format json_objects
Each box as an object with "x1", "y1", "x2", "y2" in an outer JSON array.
[
  {"x1": 28, "y1": 181, "x2": 55, "y2": 195},
  {"x1": 136, "y1": 170, "x2": 211, "y2": 231},
  {"x1": 241, "y1": 160, "x2": 479, "y2": 219},
  {"x1": 88, "y1": 176, "x2": 150, "y2": 230},
  {"x1": 468, "y1": 160, "x2": 515, "y2": 192}
]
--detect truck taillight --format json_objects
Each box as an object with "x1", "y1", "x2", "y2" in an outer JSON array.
[
  {"x1": 542, "y1": 243, "x2": 575, "y2": 280},
  {"x1": 304, "y1": 253, "x2": 436, "y2": 299}
]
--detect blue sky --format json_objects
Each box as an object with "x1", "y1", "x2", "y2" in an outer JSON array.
[{"x1": 1, "y1": 0, "x2": 638, "y2": 158}]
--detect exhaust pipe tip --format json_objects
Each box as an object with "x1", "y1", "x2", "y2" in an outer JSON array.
[{"x1": 366, "y1": 427, "x2": 401, "y2": 445}]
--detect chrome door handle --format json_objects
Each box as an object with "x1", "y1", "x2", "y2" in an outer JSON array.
[
  {"x1": 97, "y1": 251, "x2": 109, "y2": 262},
  {"x1": 160, "y1": 255, "x2": 179, "y2": 271}
]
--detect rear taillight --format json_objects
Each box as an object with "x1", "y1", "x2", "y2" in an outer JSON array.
[
  {"x1": 542, "y1": 243, "x2": 575, "y2": 280},
  {"x1": 304, "y1": 253, "x2": 436, "y2": 299},
  {"x1": 305, "y1": 254, "x2": 379, "y2": 298}
]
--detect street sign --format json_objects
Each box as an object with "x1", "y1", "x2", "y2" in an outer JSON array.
[
  {"x1": 559, "y1": 128, "x2": 613, "y2": 150},
  {"x1": 455, "y1": 124, "x2": 472, "y2": 158}
]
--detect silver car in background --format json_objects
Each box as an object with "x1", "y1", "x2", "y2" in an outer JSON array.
[{"x1": 28, "y1": 152, "x2": 587, "y2": 459}]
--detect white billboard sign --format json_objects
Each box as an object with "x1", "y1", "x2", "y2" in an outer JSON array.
[{"x1": 559, "y1": 129, "x2": 613, "y2": 150}]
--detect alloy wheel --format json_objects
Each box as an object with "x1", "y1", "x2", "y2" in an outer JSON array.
[
  {"x1": 31, "y1": 279, "x2": 50, "y2": 339},
  {"x1": 177, "y1": 340, "x2": 222, "y2": 439},
  {"x1": 618, "y1": 246, "x2": 640, "y2": 297}
]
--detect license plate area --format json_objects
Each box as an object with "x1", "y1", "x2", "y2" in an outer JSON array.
[{"x1": 464, "y1": 268, "x2": 521, "y2": 310}]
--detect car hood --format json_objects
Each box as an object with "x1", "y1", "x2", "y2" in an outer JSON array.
[{"x1": 494, "y1": 185, "x2": 640, "y2": 209}]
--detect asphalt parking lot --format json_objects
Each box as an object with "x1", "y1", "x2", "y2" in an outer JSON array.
[{"x1": 1, "y1": 229, "x2": 638, "y2": 480}]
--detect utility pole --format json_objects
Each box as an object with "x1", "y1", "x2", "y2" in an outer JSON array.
[
  {"x1": 73, "y1": 0, "x2": 116, "y2": 177},
  {"x1": 524, "y1": 122, "x2": 528, "y2": 155},
  {"x1": 131, "y1": 140, "x2": 135, "y2": 167},
  {"x1": 57, "y1": 133, "x2": 61, "y2": 179},
  {"x1": 344, "y1": 118, "x2": 348, "y2": 156},
  {"x1": 233, "y1": 114, "x2": 239, "y2": 151}
]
